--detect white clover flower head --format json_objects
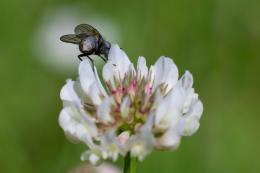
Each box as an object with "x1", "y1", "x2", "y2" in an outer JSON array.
[{"x1": 59, "y1": 44, "x2": 203, "y2": 164}]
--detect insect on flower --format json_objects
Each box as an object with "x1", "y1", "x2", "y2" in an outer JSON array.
[
  {"x1": 60, "y1": 24, "x2": 111, "y2": 63},
  {"x1": 59, "y1": 44, "x2": 204, "y2": 165}
]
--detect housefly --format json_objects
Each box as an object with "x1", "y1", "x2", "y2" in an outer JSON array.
[{"x1": 60, "y1": 24, "x2": 111, "y2": 62}]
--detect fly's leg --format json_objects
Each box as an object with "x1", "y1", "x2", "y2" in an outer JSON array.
[
  {"x1": 86, "y1": 55, "x2": 94, "y2": 64},
  {"x1": 87, "y1": 55, "x2": 95, "y2": 71},
  {"x1": 98, "y1": 55, "x2": 107, "y2": 62},
  {"x1": 78, "y1": 54, "x2": 94, "y2": 63},
  {"x1": 78, "y1": 54, "x2": 85, "y2": 61},
  {"x1": 78, "y1": 54, "x2": 95, "y2": 71}
]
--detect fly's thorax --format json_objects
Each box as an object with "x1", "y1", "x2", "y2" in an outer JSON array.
[{"x1": 79, "y1": 36, "x2": 98, "y2": 54}]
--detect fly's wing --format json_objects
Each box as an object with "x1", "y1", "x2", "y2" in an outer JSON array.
[
  {"x1": 74, "y1": 24, "x2": 100, "y2": 36},
  {"x1": 60, "y1": 34, "x2": 81, "y2": 44}
]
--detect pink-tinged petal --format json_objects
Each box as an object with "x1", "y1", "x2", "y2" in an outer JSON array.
[
  {"x1": 117, "y1": 131, "x2": 130, "y2": 145},
  {"x1": 152, "y1": 57, "x2": 179, "y2": 93},
  {"x1": 68, "y1": 162, "x2": 121, "y2": 173},
  {"x1": 96, "y1": 163, "x2": 122, "y2": 173}
]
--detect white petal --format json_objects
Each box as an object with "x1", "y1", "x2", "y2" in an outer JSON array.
[
  {"x1": 167, "y1": 86, "x2": 186, "y2": 110},
  {"x1": 154, "y1": 90, "x2": 163, "y2": 104},
  {"x1": 89, "y1": 153, "x2": 100, "y2": 165},
  {"x1": 79, "y1": 60, "x2": 97, "y2": 93},
  {"x1": 182, "y1": 117, "x2": 200, "y2": 136},
  {"x1": 97, "y1": 97, "x2": 114, "y2": 124},
  {"x1": 88, "y1": 83, "x2": 103, "y2": 105},
  {"x1": 81, "y1": 150, "x2": 101, "y2": 165},
  {"x1": 184, "y1": 99, "x2": 203, "y2": 119},
  {"x1": 154, "y1": 88, "x2": 185, "y2": 131},
  {"x1": 137, "y1": 56, "x2": 148, "y2": 79},
  {"x1": 155, "y1": 101, "x2": 180, "y2": 131},
  {"x1": 128, "y1": 63, "x2": 136, "y2": 76},
  {"x1": 152, "y1": 56, "x2": 179, "y2": 93},
  {"x1": 102, "y1": 61, "x2": 118, "y2": 84},
  {"x1": 103, "y1": 44, "x2": 132, "y2": 83},
  {"x1": 190, "y1": 100, "x2": 203, "y2": 119},
  {"x1": 60, "y1": 79, "x2": 81, "y2": 106},
  {"x1": 156, "y1": 129, "x2": 181, "y2": 150},
  {"x1": 93, "y1": 66, "x2": 108, "y2": 97},
  {"x1": 100, "y1": 130, "x2": 122, "y2": 160},
  {"x1": 108, "y1": 44, "x2": 131, "y2": 74},
  {"x1": 141, "y1": 113, "x2": 154, "y2": 132},
  {"x1": 79, "y1": 60, "x2": 106, "y2": 105},
  {"x1": 176, "y1": 71, "x2": 198, "y2": 114},
  {"x1": 59, "y1": 106, "x2": 97, "y2": 145},
  {"x1": 182, "y1": 90, "x2": 197, "y2": 114},
  {"x1": 130, "y1": 141, "x2": 146, "y2": 160},
  {"x1": 128, "y1": 131, "x2": 155, "y2": 161},
  {"x1": 147, "y1": 65, "x2": 155, "y2": 85},
  {"x1": 182, "y1": 100, "x2": 203, "y2": 136},
  {"x1": 128, "y1": 115, "x2": 155, "y2": 161},
  {"x1": 120, "y1": 96, "x2": 131, "y2": 119},
  {"x1": 179, "y1": 70, "x2": 193, "y2": 90}
]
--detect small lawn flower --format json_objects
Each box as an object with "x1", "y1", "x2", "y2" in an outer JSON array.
[{"x1": 59, "y1": 44, "x2": 203, "y2": 167}]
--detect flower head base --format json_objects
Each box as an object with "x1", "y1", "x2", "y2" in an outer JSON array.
[{"x1": 59, "y1": 44, "x2": 203, "y2": 164}]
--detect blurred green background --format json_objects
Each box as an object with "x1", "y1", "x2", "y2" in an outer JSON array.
[{"x1": 0, "y1": 0, "x2": 259, "y2": 172}]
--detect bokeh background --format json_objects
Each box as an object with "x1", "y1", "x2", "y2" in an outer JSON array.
[{"x1": 0, "y1": 0, "x2": 259, "y2": 172}]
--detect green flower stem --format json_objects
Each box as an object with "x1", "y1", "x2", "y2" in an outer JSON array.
[{"x1": 124, "y1": 152, "x2": 137, "y2": 173}]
